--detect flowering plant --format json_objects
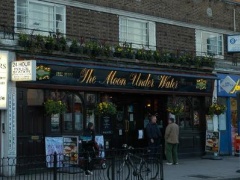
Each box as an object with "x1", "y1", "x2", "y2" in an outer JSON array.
[
  {"x1": 44, "y1": 99, "x2": 67, "y2": 115},
  {"x1": 95, "y1": 102, "x2": 117, "y2": 116},
  {"x1": 167, "y1": 102, "x2": 184, "y2": 116},
  {"x1": 209, "y1": 100, "x2": 226, "y2": 115}
]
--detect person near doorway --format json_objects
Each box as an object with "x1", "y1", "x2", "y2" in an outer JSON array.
[
  {"x1": 82, "y1": 122, "x2": 96, "y2": 176},
  {"x1": 164, "y1": 117, "x2": 179, "y2": 165},
  {"x1": 146, "y1": 115, "x2": 162, "y2": 157}
]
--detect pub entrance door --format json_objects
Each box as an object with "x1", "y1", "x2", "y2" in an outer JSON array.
[
  {"x1": 17, "y1": 88, "x2": 45, "y2": 157},
  {"x1": 111, "y1": 93, "x2": 167, "y2": 149}
]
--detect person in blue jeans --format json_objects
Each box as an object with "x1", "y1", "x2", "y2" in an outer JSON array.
[{"x1": 146, "y1": 115, "x2": 162, "y2": 157}]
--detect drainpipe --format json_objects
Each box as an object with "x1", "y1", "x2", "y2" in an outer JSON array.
[{"x1": 234, "y1": 8, "x2": 236, "y2": 32}]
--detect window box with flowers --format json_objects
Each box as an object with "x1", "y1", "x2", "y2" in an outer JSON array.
[
  {"x1": 208, "y1": 100, "x2": 226, "y2": 116},
  {"x1": 44, "y1": 99, "x2": 67, "y2": 115},
  {"x1": 95, "y1": 102, "x2": 117, "y2": 116}
]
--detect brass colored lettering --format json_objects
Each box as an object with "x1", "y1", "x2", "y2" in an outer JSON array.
[
  {"x1": 130, "y1": 73, "x2": 154, "y2": 87},
  {"x1": 104, "y1": 71, "x2": 126, "y2": 86},
  {"x1": 79, "y1": 68, "x2": 96, "y2": 84},
  {"x1": 158, "y1": 75, "x2": 178, "y2": 89}
]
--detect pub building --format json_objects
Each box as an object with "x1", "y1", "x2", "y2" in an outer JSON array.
[{"x1": 15, "y1": 53, "x2": 216, "y2": 158}]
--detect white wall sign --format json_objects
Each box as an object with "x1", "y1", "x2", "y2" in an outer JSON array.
[
  {"x1": 227, "y1": 35, "x2": 240, "y2": 53},
  {"x1": 0, "y1": 51, "x2": 8, "y2": 109},
  {"x1": 11, "y1": 60, "x2": 36, "y2": 81}
]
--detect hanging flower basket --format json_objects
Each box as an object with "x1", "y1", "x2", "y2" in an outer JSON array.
[
  {"x1": 209, "y1": 100, "x2": 226, "y2": 116},
  {"x1": 44, "y1": 99, "x2": 67, "y2": 115},
  {"x1": 95, "y1": 102, "x2": 117, "y2": 116},
  {"x1": 167, "y1": 101, "x2": 184, "y2": 116}
]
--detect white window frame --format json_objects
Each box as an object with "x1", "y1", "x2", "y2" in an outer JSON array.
[
  {"x1": 119, "y1": 17, "x2": 156, "y2": 50},
  {"x1": 15, "y1": 0, "x2": 66, "y2": 35},
  {"x1": 196, "y1": 30, "x2": 224, "y2": 59}
]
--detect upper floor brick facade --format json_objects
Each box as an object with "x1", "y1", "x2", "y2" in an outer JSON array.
[{"x1": 0, "y1": 0, "x2": 240, "y2": 71}]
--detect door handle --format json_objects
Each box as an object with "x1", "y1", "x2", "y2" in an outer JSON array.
[{"x1": 125, "y1": 120, "x2": 129, "y2": 132}]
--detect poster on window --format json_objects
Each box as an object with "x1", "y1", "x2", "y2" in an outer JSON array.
[
  {"x1": 63, "y1": 136, "x2": 79, "y2": 165},
  {"x1": 45, "y1": 137, "x2": 64, "y2": 168},
  {"x1": 206, "y1": 115, "x2": 214, "y2": 131},
  {"x1": 95, "y1": 135, "x2": 105, "y2": 158},
  {"x1": 205, "y1": 130, "x2": 219, "y2": 153}
]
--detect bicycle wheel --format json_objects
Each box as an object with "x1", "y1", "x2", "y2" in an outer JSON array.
[
  {"x1": 140, "y1": 159, "x2": 159, "y2": 180},
  {"x1": 107, "y1": 160, "x2": 130, "y2": 180}
]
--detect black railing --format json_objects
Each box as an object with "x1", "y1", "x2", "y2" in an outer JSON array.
[
  {"x1": 0, "y1": 147, "x2": 164, "y2": 180},
  {"x1": 0, "y1": 25, "x2": 14, "y2": 40}
]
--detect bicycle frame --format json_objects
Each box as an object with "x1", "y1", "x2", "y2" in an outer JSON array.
[{"x1": 124, "y1": 152, "x2": 145, "y2": 175}]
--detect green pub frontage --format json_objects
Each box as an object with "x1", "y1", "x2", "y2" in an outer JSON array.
[{"x1": 15, "y1": 55, "x2": 216, "y2": 158}]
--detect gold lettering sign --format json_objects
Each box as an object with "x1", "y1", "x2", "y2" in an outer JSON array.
[
  {"x1": 77, "y1": 69, "x2": 189, "y2": 91},
  {"x1": 104, "y1": 71, "x2": 126, "y2": 85},
  {"x1": 158, "y1": 75, "x2": 178, "y2": 89},
  {"x1": 230, "y1": 80, "x2": 240, "y2": 94},
  {"x1": 130, "y1": 73, "x2": 154, "y2": 87},
  {"x1": 79, "y1": 68, "x2": 96, "y2": 84}
]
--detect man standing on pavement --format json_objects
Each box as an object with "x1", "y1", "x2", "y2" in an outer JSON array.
[
  {"x1": 165, "y1": 117, "x2": 179, "y2": 165},
  {"x1": 146, "y1": 115, "x2": 162, "y2": 157}
]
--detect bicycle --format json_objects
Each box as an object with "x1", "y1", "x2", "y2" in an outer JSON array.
[{"x1": 107, "y1": 144, "x2": 159, "y2": 180}]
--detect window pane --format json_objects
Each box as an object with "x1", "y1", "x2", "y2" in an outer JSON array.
[
  {"x1": 16, "y1": 1, "x2": 65, "y2": 35},
  {"x1": 64, "y1": 113, "x2": 73, "y2": 131},
  {"x1": 51, "y1": 114, "x2": 60, "y2": 132},
  {"x1": 29, "y1": 2, "x2": 54, "y2": 34},
  {"x1": 64, "y1": 94, "x2": 74, "y2": 131},
  {"x1": 56, "y1": 6, "x2": 64, "y2": 33},
  {"x1": 74, "y1": 95, "x2": 83, "y2": 131},
  {"x1": 196, "y1": 30, "x2": 223, "y2": 57},
  {"x1": 16, "y1": 0, "x2": 27, "y2": 31},
  {"x1": 119, "y1": 17, "x2": 148, "y2": 48},
  {"x1": 75, "y1": 112, "x2": 83, "y2": 131}
]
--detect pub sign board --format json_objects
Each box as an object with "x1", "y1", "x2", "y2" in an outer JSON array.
[
  {"x1": 0, "y1": 51, "x2": 8, "y2": 109},
  {"x1": 11, "y1": 60, "x2": 36, "y2": 81},
  {"x1": 34, "y1": 64, "x2": 214, "y2": 94}
]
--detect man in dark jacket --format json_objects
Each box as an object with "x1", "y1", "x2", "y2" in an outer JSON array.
[{"x1": 146, "y1": 115, "x2": 162, "y2": 157}]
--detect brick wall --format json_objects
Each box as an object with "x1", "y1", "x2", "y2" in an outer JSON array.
[
  {"x1": 66, "y1": 5, "x2": 196, "y2": 52},
  {"x1": 66, "y1": 6, "x2": 119, "y2": 44},
  {"x1": 0, "y1": 0, "x2": 238, "y2": 54},
  {"x1": 73, "y1": 0, "x2": 239, "y2": 31},
  {"x1": 156, "y1": 24, "x2": 195, "y2": 52},
  {"x1": 0, "y1": 0, "x2": 14, "y2": 27}
]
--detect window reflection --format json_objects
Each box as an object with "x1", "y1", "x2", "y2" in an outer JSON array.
[
  {"x1": 169, "y1": 96, "x2": 201, "y2": 130},
  {"x1": 63, "y1": 93, "x2": 83, "y2": 132}
]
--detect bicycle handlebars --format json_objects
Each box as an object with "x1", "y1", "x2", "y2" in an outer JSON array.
[{"x1": 122, "y1": 144, "x2": 134, "y2": 149}]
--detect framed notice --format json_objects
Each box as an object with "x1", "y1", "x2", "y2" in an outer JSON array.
[{"x1": 205, "y1": 130, "x2": 220, "y2": 153}]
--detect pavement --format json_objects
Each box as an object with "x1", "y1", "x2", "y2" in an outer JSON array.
[{"x1": 163, "y1": 155, "x2": 240, "y2": 180}]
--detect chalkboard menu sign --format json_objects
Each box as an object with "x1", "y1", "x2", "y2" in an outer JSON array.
[{"x1": 101, "y1": 116, "x2": 112, "y2": 134}]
